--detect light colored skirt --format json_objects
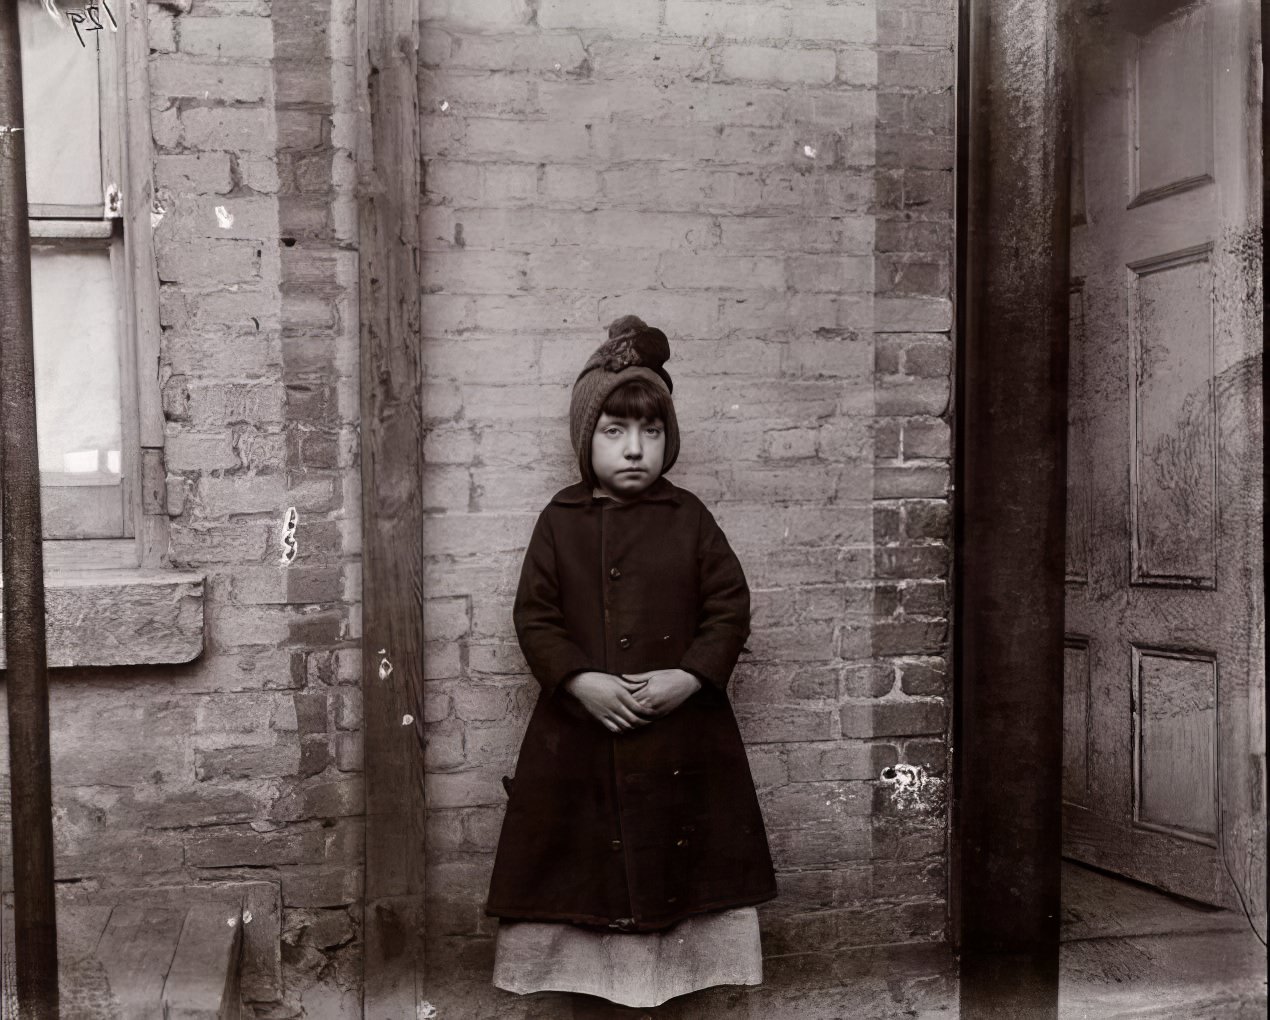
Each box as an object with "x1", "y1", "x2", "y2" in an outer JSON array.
[{"x1": 492, "y1": 907, "x2": 763, "y2": 1008}]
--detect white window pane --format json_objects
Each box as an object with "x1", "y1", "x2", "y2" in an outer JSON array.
[
  {"x1": 30, "y1": 245, "x2": 123, "y2": 483},
  {"x1": 19, "y1": 1, "x2": 103, "y2": 211}
]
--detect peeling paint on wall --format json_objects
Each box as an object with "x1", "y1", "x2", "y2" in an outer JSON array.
[
  {"x1": 280, "y1": 506, "x2": 298, "y2": 563},
  {"x1": 880, "y1": 763, "x2": 945, "y2": 814}
]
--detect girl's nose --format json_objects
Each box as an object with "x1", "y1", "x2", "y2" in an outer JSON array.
[{"x1": 623, "y1": 431, "x2": 643, "y2": 459}]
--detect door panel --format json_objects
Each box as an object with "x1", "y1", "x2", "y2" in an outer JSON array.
[{"x1": 1063, "y1": 0, "x2": 1263, "y2": 929}]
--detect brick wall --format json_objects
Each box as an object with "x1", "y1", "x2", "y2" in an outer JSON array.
[
  {"x1": 417, "y1": 0, "x2": 955, "y2": 1010},
  {"x1": 30, "y1": 0, "x2": 364, "y2": 1015}
]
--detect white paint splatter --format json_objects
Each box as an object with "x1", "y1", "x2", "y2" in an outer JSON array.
[
  {"x1": 554, "y1": 62, "x2": 562, "y2": 71},
  {"x1": 215, "y1": 205, "x2": 234, "y2": 229},
  {"x1": 377, "y1": 648, "x2": 387, "y2": 655},
  {"x1": 280, "y1": 506, "x2": 298, "y2": 563},
  {"x1": 402, "y1": 714, "x2": 414, "y2": 726},
  {"x1": 227, "y1": 917, "x2": 238, "y2": 927},
  {"x1": 150, "y1": 197, "x2": 166, "y2": 230},
  {"x1": 802, "y1": 144, "x2": 817, "y2": 159},
  {"x1": 243, "y1": 910, "x2": 254, "y2": 924},
  {"x1": 417, "y1": 1003, "x2": 438, "y2": 1020},
  {"x1": 439, "y1": 100, "x2": 450, "y2": 112},
  {"x1": 879, "y1": 763, "x2": 944, "y2": 813},
  {"x1": 0, "y1": 125, "x2": 23, "y2": 134},
  {"x1": 105, "y1": 183, "x2": 122, "y2": 216},
  {"x1": 379, "y1": 657, "x2": 394, "y2": 681}
]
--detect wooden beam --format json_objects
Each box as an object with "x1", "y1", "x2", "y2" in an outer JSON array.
[
  {"x1": 953, "y1": 0, "x2": 1072, "y2": 1015},
  {"x1": 355, "y1": 0, "x2": 426, "y2": 1010}
]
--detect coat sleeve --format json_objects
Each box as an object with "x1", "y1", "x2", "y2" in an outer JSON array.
[
  {"x1": 513, "y1": 509, "x2": 599, "y2": 697},
  {"x1": 679, "y1": 504, "x2": 751, "y2": 693}
]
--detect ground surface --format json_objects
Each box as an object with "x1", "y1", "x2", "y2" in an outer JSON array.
[{"x1": 1059, "y1": 859, "x2": 1267, "y2": 1020}]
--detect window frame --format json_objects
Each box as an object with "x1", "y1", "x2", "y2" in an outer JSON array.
[{"x1": 18, "y1": 0, "x2": 162, "y2": 572}]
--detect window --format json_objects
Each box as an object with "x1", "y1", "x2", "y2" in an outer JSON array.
[
  {"x1": 4, "y1": 1, "x2": 204, "y2": 668},
  {"x1": 18, "y1": 0, "x2": 142, "y2": 559}
]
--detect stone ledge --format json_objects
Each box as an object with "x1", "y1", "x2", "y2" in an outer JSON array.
[{"x1": 0, "y1": 569, "x2": 205, "y2": 668}]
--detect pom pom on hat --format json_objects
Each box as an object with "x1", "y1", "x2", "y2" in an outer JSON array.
[
  {"x1": 569, "y1": 315, "x2": 680, "y2": 487},
  {"x1": 595, "y1": 315, "x2": 674, "y2": 392}
]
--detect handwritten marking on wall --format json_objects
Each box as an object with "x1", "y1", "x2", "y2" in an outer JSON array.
[
  {"x1": 280, "y1": 506, "x2": 298, "y2": 563},
  {"x1": 67, "y1": 1, "x2": 117, "y2": 47}
]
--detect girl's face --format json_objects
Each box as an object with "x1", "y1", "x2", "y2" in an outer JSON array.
[{"x1": 591, "y1": 412, "x2": 665, "y2": 500}]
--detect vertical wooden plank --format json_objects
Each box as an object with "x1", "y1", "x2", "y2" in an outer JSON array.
[
  {"x1": 124, "y1": 0, "x2": 162, "y2": 452},
  {"x1": 954, "y1": 0, "x2": 1072, "y2": 1015},
  {"x1": 122, "y1": 0, "x2": 168, "y2": 570},
  {"x1": 356, "y1": 0, "x2": 426, "y2": 1011}
]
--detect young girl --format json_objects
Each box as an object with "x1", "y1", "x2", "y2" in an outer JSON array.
[{"x1": 485, "y1": 315, "x2": 778, "y2": 1008}]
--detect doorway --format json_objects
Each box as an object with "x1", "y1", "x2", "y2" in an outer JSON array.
[{"x1": 1060, "y1": 0, "x2": 1266, "y2": 1011}]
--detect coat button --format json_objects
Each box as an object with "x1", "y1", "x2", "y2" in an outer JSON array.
[
  {"x1": 609, "y1": 567, "x2": 621, "y2": 580},
  {"x1": 618, "y1": 635, "x2": 631, "y2": 649},
  {"x1": 611, "y1": 839, "x2": 622, "y2": 851}
]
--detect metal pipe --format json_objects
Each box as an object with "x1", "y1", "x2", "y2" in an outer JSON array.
[
  {"x1": 954, "y1": 0, "x2": 1073, "y2": 1014},
  {"x1": 0, "y1": 0, "x2": 61, "y2": 1012}
]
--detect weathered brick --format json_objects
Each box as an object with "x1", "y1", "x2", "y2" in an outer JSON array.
[
  {"x1": 899, "y1": 657, "x2": 948, "y2": 697},
  {"x1": 155, "y1": 152, "x2": 235, "y2": 194},
  {"x1": 180, "y1": 108, "x2": 277, "y2": 154},
  {"x1": 665, "y1": 1, "x2": 789, "y2": 38},
  {"x1": 791, "y1": 4, "x2": 876, "y2": 44},
  {"x1": 840, "y1": 698, "x2": 946, "y2": 738},
  {"x1": 719, "y1": 45, "x2": 837, "y2": 85},
  {"x1": 186, "y1": 825, "x2": 324, "y2": 868},
  {"x1": 875, "y1": 544, "x2": 949, "y2": 580},
  {"x1": 178, "y1": 15, "x2": 274, "y2": 58},
  {"x1": 841, "y1": 662, "x2": 895, "y2": 699},
  {"x1": 902, "y1": 417, "x2": 950, "y2": 459},
  {"x1": 871, "y1": 618, "x2": 948, "y2": 656},
  {"x1": 536, "y1": 0, "x2": 659, "y2": 32}
]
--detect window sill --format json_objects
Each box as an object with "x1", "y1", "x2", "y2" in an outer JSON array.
[{"x1": 0, "y1": 568, "x2": 205, "y2": 668}]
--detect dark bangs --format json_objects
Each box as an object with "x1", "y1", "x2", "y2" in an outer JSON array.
[{"x1": 601, "y1": 378, "x2": 670, "y2": 423}]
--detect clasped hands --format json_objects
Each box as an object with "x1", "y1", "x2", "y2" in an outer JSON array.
[{"x1": 563, "y1": 668, "x2": 702, "y2": 734}]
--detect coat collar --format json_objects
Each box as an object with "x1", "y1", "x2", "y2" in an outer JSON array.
[{"x1": 551, "y1": 474, "x2": 682, "y2": 507}]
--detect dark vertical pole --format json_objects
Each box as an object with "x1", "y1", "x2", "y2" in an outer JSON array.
[
  {"x1": 0, "y1": 3, "x2": 60, "y2": 1016},
  {"x1": 954, "y1": 0, "x2": 1071, "y2": 1016}
]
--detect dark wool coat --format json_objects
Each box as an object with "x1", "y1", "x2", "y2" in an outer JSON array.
[{"x1": 485, "y1": 476, "x2": 777, "y2": 932}]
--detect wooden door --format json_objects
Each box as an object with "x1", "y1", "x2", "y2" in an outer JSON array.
[{"x1": 1063, "y1": 0, "x2": 1264, "y2": 929}]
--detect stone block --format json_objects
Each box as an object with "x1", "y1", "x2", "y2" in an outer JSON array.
[{"x1": 840, "y1": 698, "x2": 946, "y2": 738}]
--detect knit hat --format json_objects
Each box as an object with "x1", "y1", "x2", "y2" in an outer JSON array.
[{"x1": 569, "y1": 315, "x2": 680, "y2": 487}]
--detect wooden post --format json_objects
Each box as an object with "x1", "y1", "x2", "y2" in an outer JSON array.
[
  {"x1": 0, "y1": 2, "x2": 60, "y2": 1015},
  {"x1": 355, "y1": 0, "x2": 426, "y2": 1011},
  {"x1": 954, "y1": 0, "x2": 1072, "y2": 1015}
]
